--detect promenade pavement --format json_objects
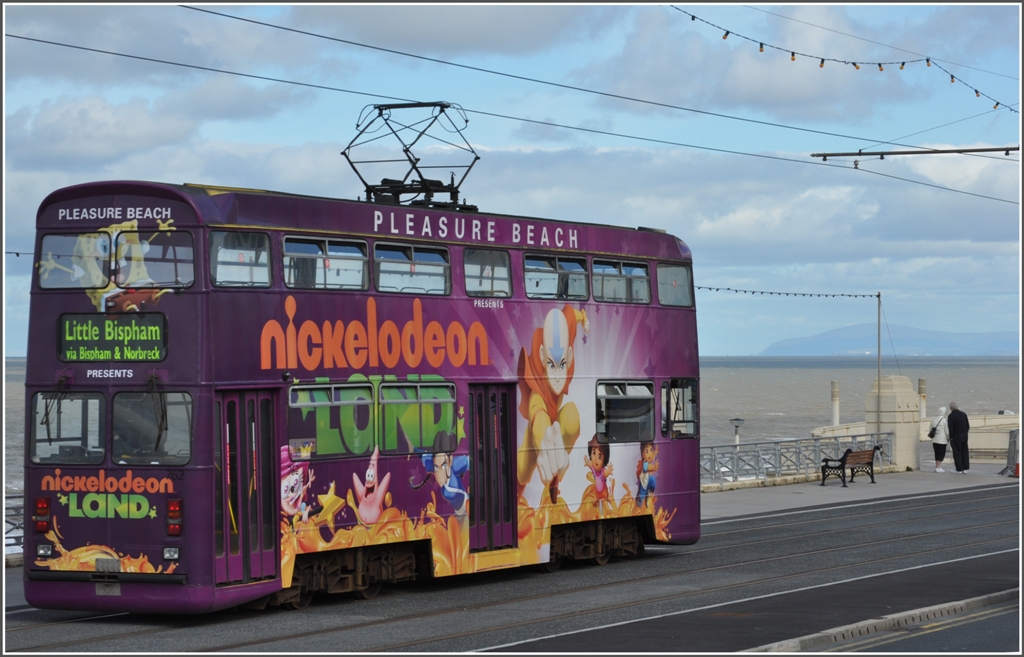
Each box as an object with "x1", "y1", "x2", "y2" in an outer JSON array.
[{"x1": 702, "y1": 440, "x2": 1016, "y2": 521}]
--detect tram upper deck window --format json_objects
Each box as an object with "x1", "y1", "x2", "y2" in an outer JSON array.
[
  {"x1": 662, "y1": 378, "x2": 698, "y2": 439},
  {"x1": 593, "y1": 260, "x2": 650, "y2": 304},
  {"x1": 284, "y1": 237, "x2": 368, "y2": 290},
  {"x1": 656, "y1": 263, "x2": 693, "y2": 307},
  {"x1": 113, "y1": 231, "x2": 194, "y2": 288},
  {"x1": 30, "y1": 391, "x2": 105, "y2": 464},
  {"x1": 595, "y1": 381, "x2": 655, "y2": 443},
  {"x1": 464, "y1": 248, "x2": 512, "y2": 298},
  {"x1": 112, "y1": 391, "x2": 192, "y2": 466},
  {"x1": 375, "y1": 244, "x2": 450, "y2": 295},
  {"x1": 525, "y1": 255, "x2": 588, "y2": 300},
  {"x1": 37, "y1": 233, "x2": 111, "y2": 289},
  {"x1": 210, "y1": 231, "x2": 271, "y2": 287}
]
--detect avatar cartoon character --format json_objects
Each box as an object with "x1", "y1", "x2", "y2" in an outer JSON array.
[
  {"x1": 281, "y1": 445, "x2": 316, "y2": 524},
  {"x1": 410, "y1": 431, "x2": 469, "y2": 522},
  {"x1": 584, "y1": 435, "x2": 614, "y2": 503},
  {"x1": 636, "y1": 442, "x2": 659, "y2": 509},
  {"x1": 36, "y1": 218, "x2": 176, "y2": 312},
  {"x1": 517, "y1": 304, "x2": 589, "y2": 503},
  {"x1": 353, "y1": 446, "x2": 391, "y2": 525}
]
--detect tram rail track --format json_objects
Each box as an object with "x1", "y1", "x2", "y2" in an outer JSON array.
[
  {"x1": 7, "y1": 509, "x2": 1018, "y2": 653},
  {"x1": 7, "y1": 490, "x2": 1016, "y2": 634}
]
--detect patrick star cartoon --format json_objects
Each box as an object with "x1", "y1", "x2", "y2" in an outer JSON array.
[{"x1": 353, "y1": 446, "x2": 391, "y2": 525}]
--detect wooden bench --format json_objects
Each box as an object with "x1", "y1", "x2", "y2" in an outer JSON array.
[{"x1": 820, "y1": 445, "x2": 882, "y2": 487}]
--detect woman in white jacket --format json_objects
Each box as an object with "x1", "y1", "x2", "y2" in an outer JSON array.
[{"x1": 931, "y1": 406, "x2": 949, "y2": 472}]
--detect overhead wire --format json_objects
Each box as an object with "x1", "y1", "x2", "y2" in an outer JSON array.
[
  {"x1": 5, "y1": 33, "x2": 1017, "y2": 206},
  {"x1": 178, "y1": 5, "x2": 1019, "y2": 152}
]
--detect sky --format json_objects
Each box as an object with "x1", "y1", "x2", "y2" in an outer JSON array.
[{"x1": 3, "y1": 4, "x2": 1021, "y2": 357}]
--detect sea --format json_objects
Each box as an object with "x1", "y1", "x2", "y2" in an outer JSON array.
[{"x1": 3, "y1": 356, "x2": 1020, "y2": 495}]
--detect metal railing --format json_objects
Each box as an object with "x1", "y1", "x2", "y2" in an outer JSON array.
[
  {"x1": 700, "y1": 433, "x2": 894, "y2": 484},
  {"x1": 6, "y1": 494, "x2": 24, "y2": 549},
  {"x1": 998, "y1": 429, "x2": 1019, "y2": 476}
]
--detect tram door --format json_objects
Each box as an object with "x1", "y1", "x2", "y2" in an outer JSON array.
[
  {"x1": 213, "y1": 390, "x2": 278, "y2": 585},
  {"x1": 468, "y1": 385, "x2": 517, "y2": 551}
]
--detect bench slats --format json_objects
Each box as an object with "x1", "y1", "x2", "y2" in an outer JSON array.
[{"x1": 820, "y1": 445, "x2": 882, "y2": 488}]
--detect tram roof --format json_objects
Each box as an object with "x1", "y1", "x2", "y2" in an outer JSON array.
[{"x1": 37, "y1": 180, "x2": 692, "y2": 262}]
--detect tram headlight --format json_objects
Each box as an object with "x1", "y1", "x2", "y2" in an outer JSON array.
[
  {"x1": 163, "y1": 547, "x2": 180, "y2": 561},
  {"x1": 36, "y1": 544, "x2": 53, "y2": 557}
]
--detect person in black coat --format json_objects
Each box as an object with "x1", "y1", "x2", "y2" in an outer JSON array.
[{"x1": 946, "y1": 401, "x2": 971, "y2": 474}]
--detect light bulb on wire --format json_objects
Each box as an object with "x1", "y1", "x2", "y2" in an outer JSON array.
[
  {"x1": 853, "y1": 62, "x2": 860, "y2": 70},
  {"x1": 878, "y1": 63, "x2": 883, "y2": 71},
  {"x1": 791, "y1": 52, "x2": 795, "y2": 62},
  {"x1": 723, "y1": 31, "x2": 729, "y2": 39},
  {"x1": 759, "y1": 43, "x2": 763, "y2": 52},
  {"x1": 820, "y1": 58, "x2": 824, "y2": 68}
]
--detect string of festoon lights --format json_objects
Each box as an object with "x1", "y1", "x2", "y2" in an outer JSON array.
[
  {"x1": 672, "y1": 7, "x2": 1019, "y2": 114},
  {"x1": 696, "y1": 286, "x2": 877, "y2": 298}
]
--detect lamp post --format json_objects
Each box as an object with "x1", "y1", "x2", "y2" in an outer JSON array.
[{"x1": 730, "y1": 418, "x2": 744, "y2": 445}]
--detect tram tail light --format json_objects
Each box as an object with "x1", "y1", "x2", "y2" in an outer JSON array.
[
  {"x1": 167, "y1": 498, "x2": 183, "y2": 537},
  {"x1": 34, "y1": 496, "x2": 51, "y2": 533}
]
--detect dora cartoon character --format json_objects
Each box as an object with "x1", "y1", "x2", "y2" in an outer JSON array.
[
  {"x1": 517, "y1": 304, "x2": 589, "y2": 504},
  {"x1": 636, "y1": 442, "x2": 659, "y2": 509},
  {"x1": 36, "y1": 218, "x2": 177, "y2": 312},
  {"x1": 584, "y1": 435, "x2": 614, "y2": 506},
  {"x1": 281, "y1": 445, "x2": 316, "y2": 525}
]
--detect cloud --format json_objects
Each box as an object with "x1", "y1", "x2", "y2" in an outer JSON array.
[
  {"x1": 286, "y1": 5, "x2": 624, "y2": 57},
  {"x1": 6, "y1": 95, "x2": 197, "y2": 170}
]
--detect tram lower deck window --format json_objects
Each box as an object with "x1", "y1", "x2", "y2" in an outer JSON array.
[
  {"x1": 112, "y1": 391, "x2": 192, "y2": 465},
  {"x1": 30, "y1": 392, "x2": 105, "y2": 464},
  {"x1": 595, "y1": 381, "x2": 655, "y2": 443},
  {"x1": 287, "y1": 385, "x2": 374, "y2": 459},
  {"x1": 662, "y1": 378, "x2": 698, "y2": 438},
  {"x1": 380, "y1": 383, "x2": 456, "y2": 454}
]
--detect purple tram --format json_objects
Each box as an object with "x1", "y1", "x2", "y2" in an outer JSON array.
[{"x1": 23, "y1": 180, "x2": 700, "y2": 613}]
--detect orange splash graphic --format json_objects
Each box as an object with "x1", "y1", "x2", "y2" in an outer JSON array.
[{"x1": 33, "y1": 516, "x2": 177, "y2": 574}]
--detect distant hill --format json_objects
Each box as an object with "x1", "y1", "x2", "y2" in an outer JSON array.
[{"x1": 758, "y1": 324, "x2": 1019, "y2": 357}]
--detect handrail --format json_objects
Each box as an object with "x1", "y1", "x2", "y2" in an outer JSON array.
[
  {"x1": 700, "y1": 433, "x2": 895, "y2": 484},
  {"x1": 5, "y1": 494, "x2": 25, "y2": 549}
]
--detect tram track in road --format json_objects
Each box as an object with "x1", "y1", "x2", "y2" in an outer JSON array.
[
  {"x1": 9, "y1": 515, "x2": 1016, "y2": 653},
  {"x1": 309, "y1": 541, "x2": 1023, "y2": 653}
]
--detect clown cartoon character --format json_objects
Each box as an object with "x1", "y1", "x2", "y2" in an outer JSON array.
[
  {"x1": 36, "y1": 218, "x2": 176, "y2": 312},
  {"x1": 584, "y1": 435, "x2": 614, "y2": 506},
  {"x1": 517, "y1": 304, "x2": 589, "y2": 504},
  {"x1": 410, "y1": 431, "x2": 469, "y2": 523},
  {"x1": 281, "y1": 445, "x2": 316, "y2": 524},
  {"x1": 636, "y1": 442, "x2": 659, "y2": 509},
  {"x1": 353, "y1": 446, "x2": 391, "y2": 525}
]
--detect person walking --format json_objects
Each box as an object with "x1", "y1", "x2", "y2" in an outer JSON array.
[
  {"x1": 930, "y1": 406, "x2": 949, "y2": 472},
  {"x1": 947, "y1": 401, "x2": 970, "y2": 474}
]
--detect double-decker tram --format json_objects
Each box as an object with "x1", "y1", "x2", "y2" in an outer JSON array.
[{"x1": 24, "y1": 126, "x2": 700, "y2": 612}]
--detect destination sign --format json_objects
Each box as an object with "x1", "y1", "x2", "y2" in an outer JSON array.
[{"x1": 58, "y1": 313, "x2": 167, "y2": 362}]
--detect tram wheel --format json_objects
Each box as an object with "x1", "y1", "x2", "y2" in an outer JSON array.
[
  {"x1": 285, "y1": 587, "x2": 314, "y2": 610},
  {"x1": 354, "y1": 580, "x2": 381, "y2": 600},
  {"x1": 591, "y1": 550, "x2": 611, "y2": 566},
  {"x1": 538, "y1": 557, "x2": 562, "y2": 573}
]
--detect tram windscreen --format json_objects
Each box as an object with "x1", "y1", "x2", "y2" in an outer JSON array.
[{"x1": 112, "y1": 391, "x2": 193, "y2": 465}]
